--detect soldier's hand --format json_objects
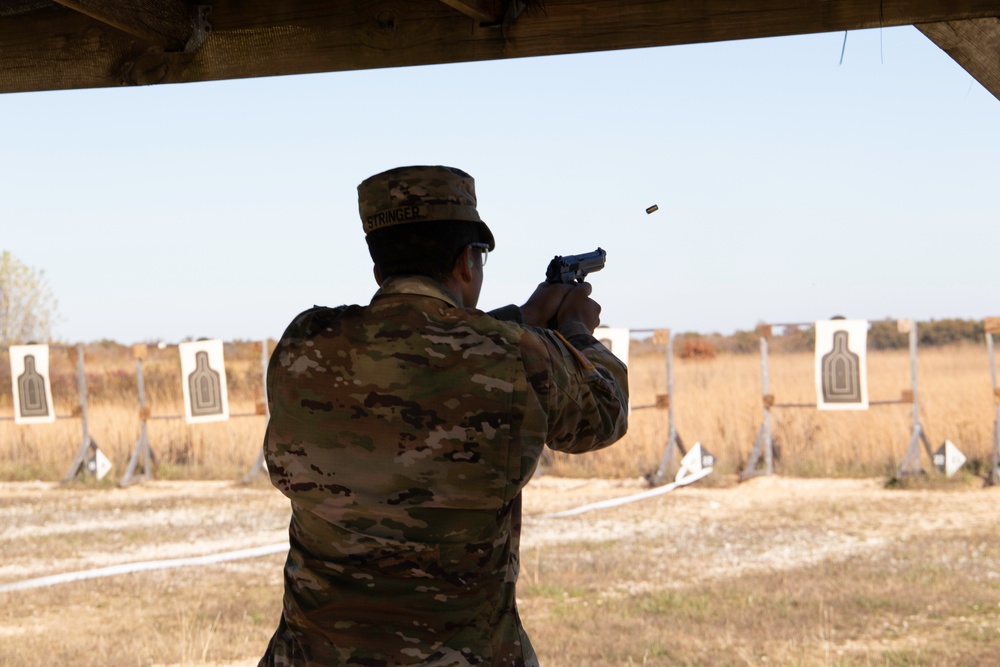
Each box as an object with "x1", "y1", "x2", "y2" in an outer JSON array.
[
  {"x1": 520, "y1": 282, "x2": 575, "y2": 328},
  {"x1": 555, "y1": 283, "x2": 601, "y2": 334}
]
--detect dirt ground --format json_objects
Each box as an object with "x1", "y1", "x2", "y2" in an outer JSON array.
[{"x1": 1, "y1": 473, "x2": 999, "y2": 666}]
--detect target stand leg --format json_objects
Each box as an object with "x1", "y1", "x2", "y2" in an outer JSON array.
[
  {"x1": 62, "y1": 435, "x2": 102, "y2": 482},
  {"x1": 242, "y1": 448, "x2": 267, "y2": 485},
  {"x1": 895, "y1": 423, "x2": 928, "y2": 480},
  {"x1": 119, "y1": 422, "x2": 157, "y2": 487},
  {"x1": 740, "y1": 418, "x2": 773, "y2": 481},
  {"x1": 649, "y1": 430, "x2": 687, "y2": 487}
]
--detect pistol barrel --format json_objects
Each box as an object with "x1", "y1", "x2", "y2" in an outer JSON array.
[{"x1": 546, "y1": 247, "x2": 606, "y2": 284}]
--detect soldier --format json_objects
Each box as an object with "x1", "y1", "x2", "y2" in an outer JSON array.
[{"x1": 259, "y1": 165, "x2": 629, "y2": 666}]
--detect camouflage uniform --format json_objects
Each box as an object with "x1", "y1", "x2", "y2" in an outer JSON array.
[{"x1": 259, "y1": 166, "x2": 628, "y2": 667}]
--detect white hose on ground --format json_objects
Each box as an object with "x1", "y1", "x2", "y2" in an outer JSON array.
[
  {"x1": 1, "y1": 467, "x2": 712, "y2": 592},
  {"x1": 0, "y1": 543, "x2": 289, "y2": 594},
  {"x1": 540, "y1": 467, "x2": 713, "y2": 518}
]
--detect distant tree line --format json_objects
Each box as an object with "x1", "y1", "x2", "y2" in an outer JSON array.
[{"x1": 868, "y1": 318, "x2": 986, "y2": 350}]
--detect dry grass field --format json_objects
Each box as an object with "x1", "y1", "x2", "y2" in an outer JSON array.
[
  {"x1": 0, "y1": 342, "x2": 270, "y2": 482},
  {"x1": 550, "y1": 341, "x2": 998, "y2": 481},
  {"x1": 1, "y1": 341, "x2": 997, "y2": 483}
]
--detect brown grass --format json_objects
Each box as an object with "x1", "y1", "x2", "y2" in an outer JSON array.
[
  {"x1": 1, "y1": 342, "x2": 997, "y2": 482},
  {"x1": 2, "y1": 342, "x2": 997, "y2": 666},
  {"x1": 0, "y1": 343, "x2": 268, "y2": 482},
  {"x1": 522, "y1": 527, "x2": 1000, "y2": 666},
  {"x1": 547, "y1": 343, "x2": 998, "y2": 481},
  {"x1": 0, "y1": 480, "x2": 281, "y2": 667}
]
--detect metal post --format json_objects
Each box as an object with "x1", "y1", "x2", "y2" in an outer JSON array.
[
  {"x1": 741, "y1": 335, "x2": 774, "y2": 480},
  {"x1": 77, "y1": 344, "x2": 90, "y2": 444},
  {"x1": 897, "y1": 322, "x2": 932, "y2": 478},
  {"x1": 910, "y1": 325, "x2": 919, "y2": 435},
  {"x1": 762, "y1": 335, "x2": 773, "y2": 475},
  {"x1": 243, "y1": 339, "x2": 270, "y2": 483},
  {"x1": 667, "y1": 331, "x2": 676, "y2": 451},
  {"x1": 651, "y1": 331, "x2": 686, "y2": 485},
  {"x1": 668, "y1": 332, "x2": 687, "y2": 458},
  {"x1": 988, "y1": 332, "x2": 999, "y2": 486},
  {"x1": 119, "y1": 354, "x2": 156, "y2": 486},
  {"x1": 61, "y1": 344, "x2": 98, "y2": 482}
]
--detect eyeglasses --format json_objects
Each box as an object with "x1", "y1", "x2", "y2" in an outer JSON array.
[{"x1": 469, "y1": 242, "x2": 490, "y2": 266}]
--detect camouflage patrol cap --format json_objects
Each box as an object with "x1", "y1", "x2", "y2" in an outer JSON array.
[{"x1": 358, "y1": 165, "x2": 496, "y2": 250}]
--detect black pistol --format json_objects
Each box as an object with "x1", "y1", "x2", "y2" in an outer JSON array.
[
  {"x1": 543, "y1": 248, "x2": 607, "y2": 329},
  {"x1": 545, "y1": 248, "x2": 607, "y2": 284}
]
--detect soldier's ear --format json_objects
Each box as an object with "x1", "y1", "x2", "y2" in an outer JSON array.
[
  {"x1": 453, "y1": 246, "x2": 475, "y2": 284},
  {"x1": 373, "y1": 265, "x2": 383, "y2": 286}
]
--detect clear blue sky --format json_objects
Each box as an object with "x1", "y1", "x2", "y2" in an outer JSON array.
[{"x1": 2, "y1": 26, "x2": 997, "y2": 344}]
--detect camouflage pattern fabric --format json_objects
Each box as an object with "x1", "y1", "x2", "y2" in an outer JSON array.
[{"x1": 259, "y1": 275, "x2": 628, "y2": 667}]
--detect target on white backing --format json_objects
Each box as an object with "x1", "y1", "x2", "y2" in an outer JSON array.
[
  {"x1": 9, "y1": 344, "x2": 56, "y2": 425},
  {"x1": 594, "y1": 327, "x2": 629, "y2": 369},
  {"x1": 179, "y1": 340, "x2": 230, "y2": 424},
  {"x1": 815, "y1": 320, "x2": 869, "y2": 411}
]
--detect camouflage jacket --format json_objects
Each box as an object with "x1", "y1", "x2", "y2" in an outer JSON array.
[{"x1": 259, "y1": 275, "x2": 628, "y2": 667}]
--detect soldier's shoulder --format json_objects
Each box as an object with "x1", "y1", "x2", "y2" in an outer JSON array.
[
  {"x1": 280, "y1": 304, "x2": 359, "y2": 343},
  {"x1": 467, "y1": 309, "x2": 534, "y2": 345}
]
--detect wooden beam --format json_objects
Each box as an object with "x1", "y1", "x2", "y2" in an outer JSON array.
[
  {"x1": 437, "y1": 0, "x2": 505, "y2": 23},
  {"x1": 917, "y1": 18, "x2": 1000, "y2": 100},
  {"x1": 51, "y1": 0, "x2": 208, "y2": 52},
  {"x1": 4, "y1": 0, "x2": 1000, "y2": 94}
]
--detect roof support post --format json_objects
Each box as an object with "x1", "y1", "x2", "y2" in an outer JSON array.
[{"x1": 917, "y1": 17, "x2": 1000, "y2": 101}]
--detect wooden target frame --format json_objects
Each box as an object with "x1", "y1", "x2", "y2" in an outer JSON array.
[
  {"x1": 740, "y1": 320, "x2": 931, "y2": 481},
  {"x1": 630, "y1": 328, "x2": 707, "y2": 487},
  {"x1": 119, "y1": 340, "x2": 270, "y2": 487},
  {"x1": 985, "y1": 317, "x2": 1000, "y2": 486}
]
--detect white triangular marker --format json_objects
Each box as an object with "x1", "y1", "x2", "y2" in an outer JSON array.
[
  {"x1": 87, "y1": 447, "x2": 113, "y2": 481},
  {"x1": 943, "y1": 439, "x2": 966, "y2": 477},
  {"x1": 933, "y1": 439, "x2": 966, "y2": 477},
  {"x1": 676, "y1": 442, "x2": 715, "y2": 483}
]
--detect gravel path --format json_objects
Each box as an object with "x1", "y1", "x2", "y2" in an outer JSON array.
[{"x1": 3, "y1": 475, "x2": 996, "y2": 589}]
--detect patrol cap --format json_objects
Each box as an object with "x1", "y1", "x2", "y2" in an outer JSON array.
[{"x1": 357, "y1": 165, "x2": 496, "y2": 250}]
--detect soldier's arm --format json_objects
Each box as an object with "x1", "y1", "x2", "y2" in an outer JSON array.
[
  {"x1": 520, "y1": 326, "x2": 628, "y2": 455},
  {"x1": 487, "y1": 304, "x2": 524, "y2": 323},
  {"x1": 488, "y1": 282, "x2": 577, "y2": 326}
]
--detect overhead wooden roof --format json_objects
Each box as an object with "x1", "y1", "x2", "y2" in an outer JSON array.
[{"x1": 1, "y1": 1, "x2": 999, "y2": 99}]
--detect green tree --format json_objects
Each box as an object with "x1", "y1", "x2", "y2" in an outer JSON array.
[
  {"x1": 868, "y1": 319, "x2": 908, "y2": 350},
  {"x1": 0, "y1": 251, "x2": 59, "y2": 345},
  {"x1": 918, "y1": 318, "x2": 984, "y2": 346}
]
